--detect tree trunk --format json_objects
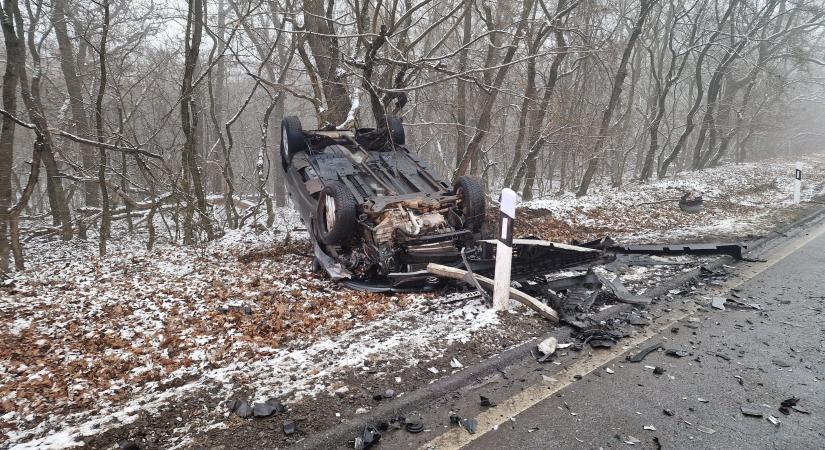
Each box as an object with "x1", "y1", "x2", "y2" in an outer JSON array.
[
  {"x1": 52, "y1": 0, "x2": 98, "y2": 207},
  {"x1": 577, "y1": 0, "x2": 656, "y2": 196}
]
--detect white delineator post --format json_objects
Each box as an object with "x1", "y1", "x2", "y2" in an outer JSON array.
[
  {"x1": 793, "y1": 161, "x2": 802, "y2": 204},
  {"x1": 493, "y1": 188, "x2": 518, "y2": 310}
]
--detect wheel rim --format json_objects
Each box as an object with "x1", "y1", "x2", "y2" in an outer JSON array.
[
  {"x1": 324, "y1": 195, "x2": 336, "y2": 232},
  {"x1": 281, "y1": 126, "x2": 289, "y2": 162}
]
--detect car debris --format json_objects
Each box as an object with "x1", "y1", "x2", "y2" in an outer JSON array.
[
  {"x1": 229, "y1": 399, "x2": 253, "y2": 418},
  {"x1": 427, "y1": 263, "x2": 559, "y2": 322},
  {"x1": 352, "y1": 424, "x2": 382, "y2": 449},
  {"x1": 679, "y1": 191, "x2": 704, "y2": 213},
  {"x1": 767, "y1": 415, "x2": 781, "y2": 426},
  {"x1": 711, "y1": 297, "x2": 727, "y2": 310},
  {"x1": 460, "y1": 418, "x2": 478, "y2": 434},
  {"x1": 740, "y1": 406, "x2": 764, "y2": 417},
  {"x1": 623, "y1": 435, "x2": 641, "y2": 445},
  {"x1": 653, "y1": 367, "x2": 665, "y2": 375},
  {"x1": 480, "y1": 395, "x2": 497, "y2": 407},
  {"x1": 663, "y1": 409, "x2": 675, "y2": 416},
  {"x1": 696, "y1": 425, "x2": 716, "y2": 434},
  {"x1": 628, "y1": 343, "x2": 664, "y2": 363},
  {"x1": 643, "y1": 425, "x2": 657, "y2": 431},
  {"x1": 537, "y1": 336, "x2": 558, "y2": 362},
  {"x1": 605, "y1": 367, "x2": 615, "y2": 374},
  {"x1": 450, "y1": 357, "x2": 463, "y2": 368},
  {"x1": 665, "y1": 349, "x2": 689, "y2": 358},
  {"x1": 283, "y1": 419, "x2": 297, "y2": 435},
  {"x1": 781, "y1": 397, "x2": 799, "y2": 407}
]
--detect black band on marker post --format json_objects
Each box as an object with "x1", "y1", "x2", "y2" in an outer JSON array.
[
  {"x1": 795, "y1": 169, "x2": 802, "y2": 180},
  {"x1": 499, "y1": 212, "x2": 514, "y2": 247}
]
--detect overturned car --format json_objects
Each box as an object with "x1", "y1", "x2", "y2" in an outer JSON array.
[{"x1": 280, "y1": 116, "x2": 488, "y2": 289}]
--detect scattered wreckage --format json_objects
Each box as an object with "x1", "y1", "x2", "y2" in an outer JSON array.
[{"x1": 279, "y1": 115, "x2": 749, "y2": 318}]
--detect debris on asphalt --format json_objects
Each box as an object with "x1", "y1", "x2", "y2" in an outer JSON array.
[
  {"x1": 791, "y1": 405, "x2": 810, "y2": 414},
  {"x1": 450, "y1": 357, "x2": 464, "y2": 369},
  {"x1": 711, "y1": 297, "x2": 727, "y2": 310},
  {"x1": 772, "y1": 359, "x2": 792, "y2": 368},
  {"x1": 449, "y1": 413, "x2": 461, "y2": 426},
  {"x1": 283, "y1": 419, "x2": 296, "y2": 435},
  {"x1": 665, "y1": 349, "x2": 689, "y2": 358},
  {"x1": 698, "y1": 398, "x2": 709, "y2": 403},
  {"x1": 643, "y1": 425, "x2": 657, "y2": 431},
  {"x1": 538, "y1": 336, "x2": 558, "y2": 362},
  {"x1": 623, "y1": 435, "x2": 641, "y2": 445},
  {"x1": 663, "y1": 409, "x2": 675, "y2": 416},
  {"x1": 779, "y1": 406, "x2": 790, "y2": 415},
  {"x1": 480, "y1": 396, "x2": 497, "y2": 407},
  {"x1": 767, "y1": 415, "x2": 781, "y2": 426},
  {"x1": 427, "y1": 366, "x2": 440, "y2": 374},
  {"x1": 780, "y1": 397, "x2": 799, "y2": 407},
  {"x1": 605, "y1": 367, "x2": 615, "y2": 374},
  {"x1": 740, "y1": 406, "x2": 764, "y2": 417},
  {"x1": 697, "y1": 425, "x2": 716, "y2": 434},
  {"x1": 352, "y1": 424, "x2": 382, "y2": 449},
  {"x1": 653, "y1": 367, "x2": 665, "y2": 375},
  {"x1": 557, "y1": 342, "x2": 574, "y2": 349},
  {"x1": 460, "y1": 418, "x2": 478, "y2": 434},
  {"x1": 355, "y1": 407, "x2": 369, "y2": 415},
  {"x1": 628, "y1": 343, "x2": 663, "y2": 363}
]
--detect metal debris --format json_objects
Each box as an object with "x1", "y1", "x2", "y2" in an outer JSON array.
[
  {"x1": 623, "y1": 435, "x2": 641, "y2": 445},
  {"x1": 643, "y1": 425, "x2": 656, "y2": 431},
  {"x1": 663, "y1": 409, "x2": 675, "y2": 416},
  {"x1": 696, "y1": 425, "x2": 716, "y2": 434},
  {"x1": 767, "y1": 415, "x2": 781, "y2": 426}
]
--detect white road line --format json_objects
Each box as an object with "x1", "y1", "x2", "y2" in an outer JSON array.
[{"x1": 419, "y1": 218, "x2": 825, "y2": 450}]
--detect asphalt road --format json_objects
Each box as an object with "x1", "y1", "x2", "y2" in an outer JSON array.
[{"x1": 461, "y1": 225, "x2": 825, "y2": 449}]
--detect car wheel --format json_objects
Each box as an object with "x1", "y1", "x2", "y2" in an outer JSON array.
[
  {"x1": 385, "y1": 116, "x2": 405, "y2": 145},
  {"x1": 315, "y1": 181, "x2": 358, "y2": 246},
  {"x1": 281, "y1": 116, "x2": 307, "y2": 166},
  {"x1": 454, "y1": 175, "x2": 486, "y2": 233}
]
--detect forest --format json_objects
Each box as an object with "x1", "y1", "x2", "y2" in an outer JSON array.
[{"x1": 1, "y1": 0, "x2": 824, "y2": 273}]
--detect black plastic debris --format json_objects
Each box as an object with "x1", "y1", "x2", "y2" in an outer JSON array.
[
  {"x1": 663, "y1": 409, "x2": 675, "y2": 416},
  {"x1": 352, "y1": 425, "x2": 382, "y2": 450},
  {"x1": 283, "y1": 419, "x2": 296, "y2": 435},
  {"x1": 653, "y1": 367, "x2": 665, "y2": 375},
  {"x1": 404, "y1": 421, "x2": 425, "y2": 434},
  {"x1": 781, "y1": 397, "x2": 799, "y2": 407},
  {"x1": 266, "y1": 398, "x2": 287, "y2": 413},
  {"x1": 449, "y1": 413, "x2": 462, "y2": 426},
  {"x1": 480, "y1": 396, "x2": 497, "y2": 407},
  {"x1": 628, "y1": 343, "x2": 663, "y2": 363},
  {"x1": 740, "y1": 406, "x2": 763, "y2": 417},
  {"x1": 252, "y1": 402, "x2": 278, "y2": 418},
  {"x1": 461, "y1": 418, "x2": 478, "y2": 434},
  {"x1": 229, "y1": 399, "x2": 252, "y2": 418},
  {"x1": 779, "y1": 406, "x2": 790, "y2": 415},
  {"x1": 118, "y1": 440, "x2": 140, "y2": 450},
  {"x1": 665, "y1": 349, "x2": 689, "y2": 358}
]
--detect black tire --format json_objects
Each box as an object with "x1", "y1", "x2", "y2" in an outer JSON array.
[
  {"x1": 281, "y1": 116, "x2": 307, "y2": 166},
  {"x1": 315, "y1": 181, "x2": 358, "y2": 246},
  {"x1": 386, "y1": 116, "x2": 405, "y2": 145},
  {"x1": 454, "y1": 176, "x2": 486, "y2": 233}
]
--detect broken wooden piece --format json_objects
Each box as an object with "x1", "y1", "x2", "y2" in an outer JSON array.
[{"x1": 426, "y1": 263, "x2": 559, "y2": 323}]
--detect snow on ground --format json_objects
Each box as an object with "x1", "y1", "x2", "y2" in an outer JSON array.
[
  {"x1": 521, "y1": 156, "x2": 825, "y2": 242},
  {"x1": 2, "y1": 156, "x2": 825, "y2": 447}
]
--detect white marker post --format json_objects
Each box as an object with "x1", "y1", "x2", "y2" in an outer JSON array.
[
  {"x1": 493, "y1": 188, "x2": 518, "y2": 311},
  {"x1": 793, "y1": 161, "x2": 802, "y2": 204}
]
